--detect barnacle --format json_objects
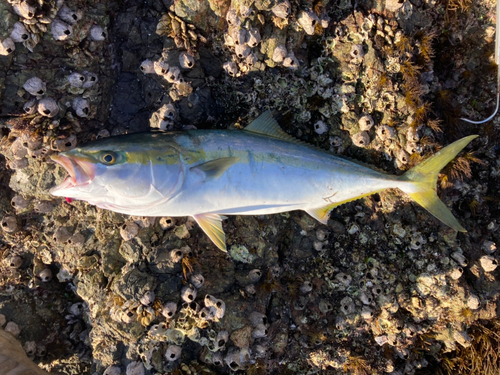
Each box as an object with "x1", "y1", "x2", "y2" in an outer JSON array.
[
  {"x1": 165, "y1": 345, "x2": 181, "y2": 361},
  {"x1": 10, "y1": 23, "x2": 29, "y2": 43},
  {"x1": 68, "y1": 72, "x2": 86, "y2": 88},
  {"x1": 57, "y1": 6, "x2": 82, "y2": 25},
  {"x1": 23, "y1": 77, "x2": 46, "y2": 97},
  {"x1": 51, "y1": 19, "x2": 73, "y2": 41},
  {"x1": 179, "y1": 52, "x2": 195, "y2": 69},
  {"x1": 90, "y1": 25, "x2": 107, "y2": 41},
  {"x1": 140, "y1": 60, "x2": 155, "y2": 74}
]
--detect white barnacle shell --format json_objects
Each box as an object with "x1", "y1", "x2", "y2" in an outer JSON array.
[
  {"x1": 361, "y1": 306, "x2": 374, "y2": 321},
  {"x1": 313, "y1": 120, "x2": 328, "y2": 135},
  {"x1": 272, "y1": 45, "x2": 287, "y2": 63},
  {"x1": 57, "y1": 5, "x2": 82, "y2": 25},
  {"x1": 158, "y1": 103, "x2": 177, "y2": 121},
  {"x1": 181, "y1": 286, "x2": 197, "y2": 302},
  {"x1": 120, "y1": 222, "x2": 139, "y2": 241},
  {"x1": 68, "y1": 72, "x2": 85, "y2": 87},
  {"x1": 179, "y1": 52, "x2": 195, "y2": 69},
  {"x1": 1, "y1": 216, "x2": 18, "y2": 233},
  {"x1": 245, "y1": 52, "x2": 258, "y2": 67},
  {"x1": 216, "y1": 330, "x2": 229, "y2": 349},
  {"x1": 297, "y1": 10, "x2": 319, "y2": 35},
  {"x1": 352, "y1": 131, "x2": 370, "y2": 147},
  {"x1": 214, "y1": 300, "x2": 225, "y2": 319},
  {"x1": 90, "y1": 25, "x2": 107, "y2": 41},
  {"x1": 166, "y1": 66, "x2": 181, "y2": 83},
  {"x1": 318, "y1": 299, "x2": 333, "y2": 314},
  {"x1": 359, "y1": 291, "x2": 373, "y2": 305},
  {"x1": 480, "y1": 255, "x2": 498, "y2": 272},
  {"x1": 224, "y1": 32, "x2": 235, "y2": 47},
  {"x1": 350, "y1": 44, "x2": 365, "y2": 59},
  {"x1": 467, "y1": 294, "x2": 480, "y2": 310},
  {"x1": 396, "y1": 149, "x2": 409, "y2": 167},
  {"x1": 247, "y1": 28, "x2": 261, "y2": 48},
  {"x1": 225, "y1": 348, "x2": 245, "y2": 371},
  {"x1": 162, "y1": 302, "x2": 177, "y2": 319},
  {"x1": 83, "y1": 71, "x2": 98, "y2": 88},
  {"x1": 283, "y1": 51, "x2": 299, "y2": 68},
  {"x1": 234, "y1": 28, "x2": 249, "y2": 46},
  {"x1": 37, "y1": 98, "x2": 59, "y2": 117},
  {"x1": 358, "y1": 114, "x2": 374, "y2": 131},
  {"x1": 272, "y1": 0, "x2": 290, "y2": 18},
  {"x1": 51, "y1": 19, "x2": 73, "y2": 41},
  {"x1": 199, "y1": 306, "x2": 216, "y2": 320},
  {"x1": 13, "y1": 1, "x2": 35, "y2": 19},
  {"x1": 0, "y1": 38, "x2": 15, "y2": 56},
  {"x1": 7, "y1": 255, "x2": 23, "y2": 269},
  {"x1": 10, "y1": 22, "x2": 29, "y2": 43},
  {"x1": 376, "y1": 124, "x2": 395, "y2": 141},
  {"x1": 140, "y1": 291, "x2": 155, "y2": 306},
  {"x1": 165, "y1": 345, "x2": 182, "y2": 361},
  {"x1": 23, "y1": 98, "x2": 37, "y2": 114},
  {"x1": 223, "y1": 61, "x2": 238, "y2": 77},
  {"x1": 190, "y1": 273, "x2": 205, "y2": 289},
  {"x1": 23, "y1": 77, "x2": 46, "y2": 97},
  {"x1": 11, "y1": 195, "x2": 29, "y2": 210},
  {"x1": 226, "y1": 8, "x2": 242, "y2": 27},
  {"x1": 72, "y1": 97, "x2": 90, "y2": 117},
  {"x1": 140, "y1": 59, "x2": 155, "y2": 74},
  {"x1": 335, "y1": 273, "x2": 352, "y2": 286},
  {"x1": 53, "y1": 134, "x2": 77, "y2": 152},
  {"x1": 340, "y1": 296, "x2": 355, "y2": 315},
  {"x1": 39, "y1": 268, "x2": 53, "y2": 282},
  {"x1": 248, "y1": 269, "x2": 262, "y2": 282},
  {"x1": 235, "y1": 44, "x2": 251, "y2": 59},
  {"x1": 482, "y1": 240, "x2": 497, "y2": 254},
  {"x1": 170, "y1": 249, "x2": 183, "y2": 262}
]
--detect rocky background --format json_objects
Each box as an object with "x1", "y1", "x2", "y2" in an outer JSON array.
[{"x1": 0, "y1": 0, "x2": 499, "y2": 374}]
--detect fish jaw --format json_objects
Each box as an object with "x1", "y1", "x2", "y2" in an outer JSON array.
[{"x1": 49, "y1": 153, "x2": 96, "y2": 197}]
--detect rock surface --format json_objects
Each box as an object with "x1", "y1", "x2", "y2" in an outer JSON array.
[{"x1": 0, "y1": 0, "x2": 498, "y2": 374}]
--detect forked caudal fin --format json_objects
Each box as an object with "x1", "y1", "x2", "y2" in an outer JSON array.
[{"x1": 399, "y1": 135, "x2": 478, "y2": 232}]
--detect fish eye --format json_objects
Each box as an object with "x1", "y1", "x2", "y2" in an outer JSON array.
[{"x1": 100, "y1": 151, "x2": 117, "y2": 165}]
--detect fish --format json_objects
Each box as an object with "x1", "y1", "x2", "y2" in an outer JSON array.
[{"x1": 49, "y1": 111, "x2": 477, "y2": 252}]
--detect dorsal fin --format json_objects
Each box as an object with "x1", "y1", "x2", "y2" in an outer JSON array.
[{"x1": 244, "y1": 111, "x2": 305, "y2": 145}]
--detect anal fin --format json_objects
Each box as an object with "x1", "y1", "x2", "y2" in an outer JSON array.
[
  {"x1": 193, "y1": 213, "x2": 227, "y2": 251},
  {"x1": 306, "y1": 203, "x2": 339, "y2": 225}
]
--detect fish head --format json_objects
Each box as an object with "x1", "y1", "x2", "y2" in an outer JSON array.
[{"x1": 50, "y1": 134, "x2": 184, "y2": 211}]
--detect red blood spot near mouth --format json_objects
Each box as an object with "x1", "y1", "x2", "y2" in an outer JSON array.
[{"x1": 65, "y1": 197, "x2": 73, "y2": 203}]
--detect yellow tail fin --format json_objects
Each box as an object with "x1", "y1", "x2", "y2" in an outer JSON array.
[{"x1": 400, "y1": 135, "x2": 478, "y2": 232}]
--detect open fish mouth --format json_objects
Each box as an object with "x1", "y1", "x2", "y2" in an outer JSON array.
[{"x1": 49, "y1": 154, "x2": 95, "y2": 195}]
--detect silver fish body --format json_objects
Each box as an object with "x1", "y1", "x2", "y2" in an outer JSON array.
[{"x1": 50, "y1": 112, "x2": 476, "y2": 251}]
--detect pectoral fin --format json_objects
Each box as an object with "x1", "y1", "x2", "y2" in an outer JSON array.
[
  {"x1": 191, "y1": 157, "x2": 240, "y2": 182},
  {"x1": 306, "y1": 203, "x2": 339, "y2": 225},
  {"x1": 193, "y1": 213, "x2": 227, "y2": 251}
]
